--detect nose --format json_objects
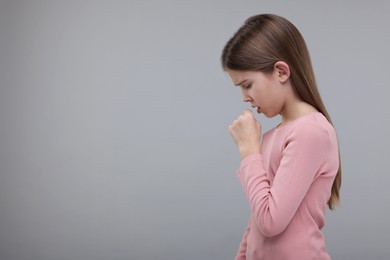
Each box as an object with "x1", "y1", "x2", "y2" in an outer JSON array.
[{"x1": 242, "y1": 93, "x2": 252, "y2": 103}]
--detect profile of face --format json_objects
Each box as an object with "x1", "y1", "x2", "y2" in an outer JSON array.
[{"x1": 226, "y1": 61, "x2": 291, "y2": 118}]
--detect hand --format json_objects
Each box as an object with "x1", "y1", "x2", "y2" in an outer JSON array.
[{"x1": 229, "y1": 110, "x2": 262, "y2": 160}]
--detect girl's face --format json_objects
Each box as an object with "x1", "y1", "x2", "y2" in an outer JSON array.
[{"x1": 226, "y1": 69, "x2": 287, "y2": 118}]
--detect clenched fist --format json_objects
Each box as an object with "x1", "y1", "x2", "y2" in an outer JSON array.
[{"x1": 229, "y1": 109, "x2": 262, "y2": 160}]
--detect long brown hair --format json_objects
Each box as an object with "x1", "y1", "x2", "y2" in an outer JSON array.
[{"x1": 221, "y1": 14, "x2": 341, "y2": 210}]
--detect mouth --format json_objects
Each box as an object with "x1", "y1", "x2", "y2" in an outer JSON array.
[{"x1": 252, "y1": 105, "x2": 261, "y2": 114}]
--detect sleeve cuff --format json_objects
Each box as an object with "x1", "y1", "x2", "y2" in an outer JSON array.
[{"x1": 240, "y1": 153, "x2": 262, "y2": 168}]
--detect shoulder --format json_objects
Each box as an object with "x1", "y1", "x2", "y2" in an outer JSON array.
[{"x1": 285, "y1": 112, "x2": 338, "y2": 149}]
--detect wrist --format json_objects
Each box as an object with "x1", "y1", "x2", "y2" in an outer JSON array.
[{"x1": 239, "y1": 147, "x2": 260, "y2": 160}]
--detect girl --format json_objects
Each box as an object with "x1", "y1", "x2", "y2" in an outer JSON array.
[{"x1": 221, "y1": 14, "x2": 341, "y2": 260}]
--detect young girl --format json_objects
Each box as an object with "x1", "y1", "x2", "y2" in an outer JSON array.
[{"x1": 221, "y1": 14, "x2": 341, "y2": 260}]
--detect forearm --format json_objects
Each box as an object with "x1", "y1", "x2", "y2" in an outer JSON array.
[{"x1": 237, "y1": 154, "x2": 295, "y2": 237}]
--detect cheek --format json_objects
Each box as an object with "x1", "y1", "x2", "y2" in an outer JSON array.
[{"x1": 251, "y1": 89, "x2": 264, "y2": 102}]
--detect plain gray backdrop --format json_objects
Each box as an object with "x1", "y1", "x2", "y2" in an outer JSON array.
[{"x1": 1, "y1": 1, "x2": 390, "y2": 259}]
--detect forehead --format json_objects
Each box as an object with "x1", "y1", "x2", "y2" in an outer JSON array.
[{"x1": 226, "y1": 70, "x2": 262, "y2": 85}]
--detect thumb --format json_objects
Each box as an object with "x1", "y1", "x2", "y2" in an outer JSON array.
[{"x1": 243, "y1": 109, "x2": 253, "y2": 115}]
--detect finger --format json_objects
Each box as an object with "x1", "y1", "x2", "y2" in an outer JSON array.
[
  {"x1": 243, "y1": 109, "x2": 253, "y2": 115},
  {"x1": 228, "y1": 121, "x2": 237, "y2": 132},
  {"x1": 240, "y1": 110, "x2": 255, "y2": 122}
]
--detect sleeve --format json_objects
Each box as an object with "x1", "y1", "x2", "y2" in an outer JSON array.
[
  {"x1": 237, "y1": 124, "x2": 332, "y2": 237},
  {"x1": 235, "y1": 222, "x2": 250, "y2": 260}
]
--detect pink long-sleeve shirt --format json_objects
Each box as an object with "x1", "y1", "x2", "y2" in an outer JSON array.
[{"x1": 235, "y1": 112, "x2": 339, "y2": 260}]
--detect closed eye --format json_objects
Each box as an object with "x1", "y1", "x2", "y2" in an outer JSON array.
[{"x1": 244, "y1": 84, "x2": 252, "y2": 89}]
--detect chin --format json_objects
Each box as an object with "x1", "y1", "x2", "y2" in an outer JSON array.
[{"x1": 264, "y1": 112, "x2": 280, "y2": 119}]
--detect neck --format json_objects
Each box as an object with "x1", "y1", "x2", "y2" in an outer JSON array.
[{"x1": 279, "y1": 99, "x2": 318, "y2": 127}]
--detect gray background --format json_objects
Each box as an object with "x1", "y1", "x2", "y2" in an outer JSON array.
[{"x1": 1, "y1": 1, "x2": 389, "y2": 259}]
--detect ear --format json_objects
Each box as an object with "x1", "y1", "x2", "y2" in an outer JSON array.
[{"x1": 274, "y1": 61, "x2": 290, "y2": 83}]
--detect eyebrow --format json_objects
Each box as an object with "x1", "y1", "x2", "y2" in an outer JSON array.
[{"x1": 234, "y1": 79, "x2": 248, "y2": 86}]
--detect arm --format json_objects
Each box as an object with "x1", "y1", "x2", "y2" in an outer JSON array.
[
  {"x1": 235, "y1": 222, "x2": 250, "y2": 260},
  {"x1": 237, "y1": 124, "x2": 334, "y2": 237}
]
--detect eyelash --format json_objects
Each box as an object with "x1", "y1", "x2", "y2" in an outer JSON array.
[{"x1": 245, "y1": 84, "x2": 252, "y2": 89}]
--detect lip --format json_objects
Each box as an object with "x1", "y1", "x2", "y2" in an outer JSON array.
[{"x1": 252, "y1": 105, "x2": 261, "y2": 114}]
